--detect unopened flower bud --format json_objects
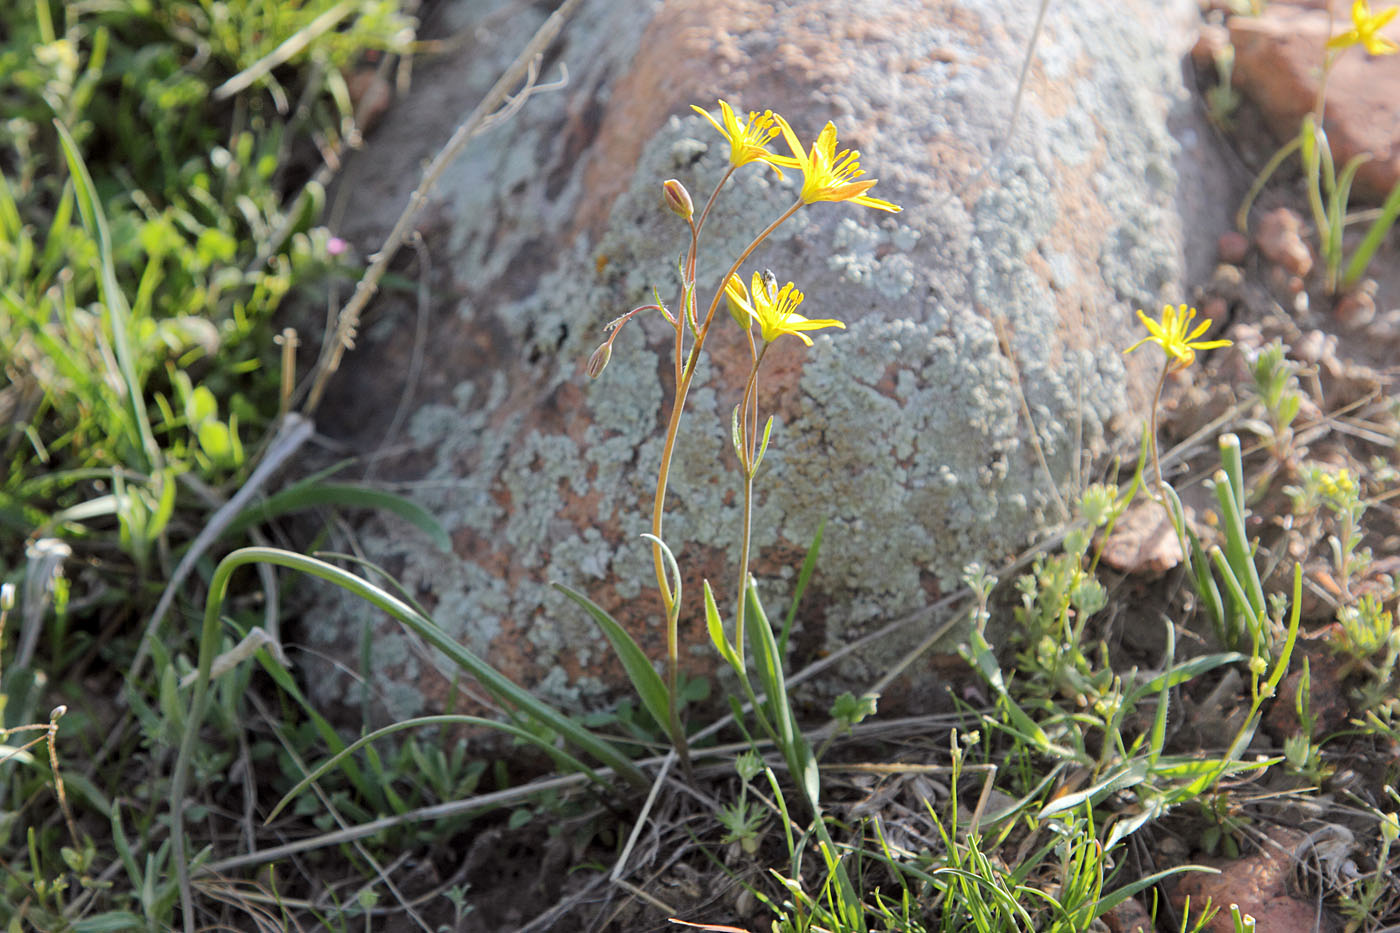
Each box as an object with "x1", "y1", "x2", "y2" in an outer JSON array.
[
  {"x1": 586, "y1": 341, "x2": 612, "y2": 379},
  {"x1": 662, "y1": 179, "x2": 693, "y2": 220},
  {"x1": 723, "y1": 274, "x2": 752, "y2": 331}
]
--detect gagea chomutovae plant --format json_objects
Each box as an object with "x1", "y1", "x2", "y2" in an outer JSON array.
[{"x1": 566, "y1": 100, "x2": 899, "y2": 790}]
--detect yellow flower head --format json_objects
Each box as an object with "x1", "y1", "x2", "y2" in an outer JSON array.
[
  {"x1": 1123, "y1": 304, "x2": 1232, "y2": 369},
  {"x1": 725, "y1": 272, "x2": 845, "y2": 346},
  {"x1": 1319, "y1": 468, "x2": 1356, "y2": 499},
  {"x1": 774, "y1": 115, "x2": 901, "y2": 212},
  {"x1": 1326, "y1": 0, "x2": 1399, "y2": 55},
  {"x1": 691, "y1": 100, "x2": 798, "y2": 178}
]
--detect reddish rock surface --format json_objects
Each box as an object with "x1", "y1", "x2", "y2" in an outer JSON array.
[
  {"x1": 1229, "y1": 3, "x2": 1400, "y2": 202},
  {"x1": 1173, "y1": 827, "x2": 1343, "y2": 933}
]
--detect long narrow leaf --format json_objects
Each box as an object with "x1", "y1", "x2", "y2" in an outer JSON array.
[
  {"x1": 54, "y1": 120, "x2": 162, "y2": 472},
  {"x1": 780, "y1": 518, "x2": 825, "y2": 657},
  {"x1": 168, "y1": 546, "x2": 647, "y2": 911},
  {"x1": 745, "y1": 581, "x2": 819, "y2": 808},
  {"x1": 554, "y1": 582, "x2": 671, "y2": 738},
  {"x1": 1343, "y1": 172, "x2": 1400, "y2": 288},
  {"x1": 226, "y1": 480, "x2": 451, "y2": 551}
]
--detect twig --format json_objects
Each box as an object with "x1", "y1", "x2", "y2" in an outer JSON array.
[
  {"x1": 363, "y1": 231, "x2": 432, "y2": 481},
  {"x1": 214, "y1": 1, "x2": 358, "y2": 101},
  {"x1": 301, "y1": 0, "x2": 582, "y2": 414},
  {"x1": 994, "y1": 314, "x2": 1070, "y2": 522}
]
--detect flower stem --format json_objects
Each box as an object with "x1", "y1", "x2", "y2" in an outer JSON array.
[
  {"x1": 734, "y1": 343, "x2": 768, "y2": 667},
  {"x1": 649, "y1": 201, "x2": 802, "y2": 772},
  {"x1": 1149, "y1": 361, "x2": 1169, "y2": 500},
  {"x1": 648, "y1": 201, "x2": 802, "y2": 610}
]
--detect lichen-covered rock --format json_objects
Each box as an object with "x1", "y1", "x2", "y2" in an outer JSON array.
[{"x1": 309, "y1": 0, "x2": 1232, "y2": 720}]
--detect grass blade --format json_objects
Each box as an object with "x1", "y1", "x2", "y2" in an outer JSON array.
[{"x1": 53, "y1": 120, "x2": 162, "y2": 473}]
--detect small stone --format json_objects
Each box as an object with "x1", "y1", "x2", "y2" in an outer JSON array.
[
  {"x1": 1218, "y1": 230, "x2": 1249, "y2": 265},
  {"x1": 1102, "y1": 896, "x2": 1152, "y2": 933},
  {"x1": 1334, "y1": 282, "x2": 1376, "y2": 328},
  {"x1": 346, "y1": 67, "x2": 392, "y2": 135},
  {"x1": 1256, "y1": 208, "x2": 1313, "y2": 278},
  {"x1": 1098, "y1": 498, "x2": 1185, "y2": 576},
  {"x1": 1292, "y1": 328, "x2": 1335, "y2": 366}
]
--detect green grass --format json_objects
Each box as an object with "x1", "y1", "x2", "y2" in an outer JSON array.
[{"x1": 3, "y1": 1, "x2": 1399, "y2": 931}]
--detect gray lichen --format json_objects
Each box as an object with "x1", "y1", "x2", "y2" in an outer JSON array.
[{"x1": 312, "y1": 0, "x2": 1215, "y2": 716}]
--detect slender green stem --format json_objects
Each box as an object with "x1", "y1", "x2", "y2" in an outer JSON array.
[
  {"x1": 1148, "y1": 362, "x2": 1169, "y2": 500},
  {"x1": 1236, "y1": 135, "x2": 1302, "y2": 232},
  {"x1": 649, "y1": 187, "x2": 799, "y2": 774},
  {"x1": 733, "y1": 343, "x2": 768, "y2": 667},
  {"x1": 649, "y1": 200, "x2": 802, "y2": 675},
  {"x1": 735, "y1": 472, "x2": 756, "y2": 670}
]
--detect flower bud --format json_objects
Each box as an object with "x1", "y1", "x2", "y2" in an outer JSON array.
[
  {"x1": 586, "y1": 341, "x2": 612, "y2": 379},
  {"x1": 723, "y1": 274, "x2": 752, "y2": 330},
  {"x1": 662, "y1": 179, "x2": 693, "y2": 220}
]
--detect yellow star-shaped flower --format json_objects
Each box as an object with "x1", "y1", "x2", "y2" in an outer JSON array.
[
  {"x1": 774, "y1": 115, "x2": 901, "y2": 212},
  {"x1": 1124, "y1": 304, "x2": 1232, "y2": 370},
  {"x1": 691, "y1": 100, "x2": 798, "y2": 178},
  {"x1": 1327, "y1": 0, "x2": 1399, "y2": 55},
  {"x1": 725, "y1": 272, "x2": 845, "y2": 346}
]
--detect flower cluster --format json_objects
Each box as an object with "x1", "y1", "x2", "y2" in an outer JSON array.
[{"x1": 692, "y1": 99, "x2": 902, "y2": 214}]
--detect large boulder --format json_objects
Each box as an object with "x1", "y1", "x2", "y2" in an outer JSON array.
[{"x1": 308, "y1": 0, "x2": 1233, "y2": 719}]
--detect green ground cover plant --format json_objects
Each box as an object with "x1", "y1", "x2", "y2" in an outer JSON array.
[{"x1": 3, "y1": 0, "x2": 1399, "y2": 930}]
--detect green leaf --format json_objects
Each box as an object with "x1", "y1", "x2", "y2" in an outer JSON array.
[
  {"x1": 1343, "y1": 171, "x2": 1400, "y2": 288},
  {"x1": 196, "y1": 420, "x2": 233, "y2": 463},
  {"x1": 781, "y1": 517, "x2": 825, "y2": 657},
  {"x1": 829, "y1": 691, "x2": 877, "y2": 728},
  {"x1": 54, "y1": 120, "x2": 162, "y2": 472},
  {"x1": 554, "y1": 582, "x2": 671, "y2": 738},
  {"x1": 1039, "y1": 759, "x2": 1149, "y2": 818},
  {"x1": 745, "y1": 580, "x2": 819, "y2": 808},
  {"x1": 703, "y1": 580, "x2": 740, "y2": 670},
  {"x1": 752, "y1": 414, "x2": 774, "y2": 473},
  {"x1": 189, "y1": 384, "x2": 218, "y2": 423},
  {"x1": 224, "y1": 480, "x2": 451, "y2": 552},
  {"x1": 72, "y1": 914, "x2": 145, "y2": 932}
]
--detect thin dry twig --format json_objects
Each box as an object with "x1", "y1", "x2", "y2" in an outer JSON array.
[
  {"x1": 214, "y1": 1, "x2": 359, "y2": 101},
  {"x1": 301, "y1": 0, "x2": 582, "y2": 414}
]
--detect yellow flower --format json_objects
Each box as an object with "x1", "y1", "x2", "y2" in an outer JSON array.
[
  {"x1": 691, "y1": 100, "x2": 798, "y2": 177},
  {"x1": 1123, "y1": 304, "x2": 1232, "y2": 369},
  {"x1": 774, "y1": 115, "x2": 901, "y2": 212},
  {"x1": 1326, "y1": 0, "x2": 1399, "y2": 55},
  {"x1": 725, "y1": 272, "x2": 845, "y2": 346},
  {"x1": 1319, "y1": 468, "x2": 1356, "y2": 499}
]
